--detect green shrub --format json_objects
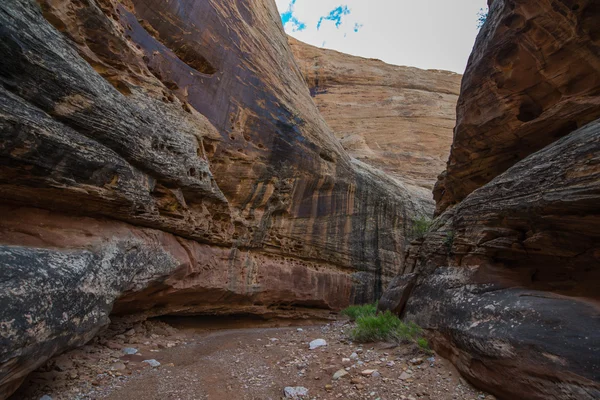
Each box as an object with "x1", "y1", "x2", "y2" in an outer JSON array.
[
  {"x1": 341, "y1": 303, "x2": 377, "y2": 321},
  {"x1": 411, "y1": 215, "x2": 432, "y2": 239},
  {"x1": 417, "y1": 337, "x2": 430, "y2": 351},
  {"x1": 349, "y1": 311, "x2": 426, "y2": 345}
]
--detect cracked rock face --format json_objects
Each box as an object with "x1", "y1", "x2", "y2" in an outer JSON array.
[
  {"x1": 0, "y1": 0, "x2": 436, "y2": 397},
  {"x1": 378, "y1": 1, "x2": 600, "y2": 398}
]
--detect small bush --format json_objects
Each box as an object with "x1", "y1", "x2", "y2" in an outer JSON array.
[
  {"x1": 341, "y1": 303, "x2": 377, "y2": 321},
  {"x1": 411, "y1": 215, "x2": 432, "y2": 239},
  {"x1": 349, "y1": 310, "x2": 426, "y2": 346},
  {"x1": 417, "y1": 337, "x2": 430, "y2": 351}
]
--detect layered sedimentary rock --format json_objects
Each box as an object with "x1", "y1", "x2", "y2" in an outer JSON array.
[
  {"x1": 0, "y1": 0, "x2": 428, "y2": 397},
  {"x1": 435, "y1": 0, "x2": 600, "y2": 214},
  {"x1": 380, "y1": 1, "x2": 600, "y2": 399},
  {"x1": 403, "y1": 121, "x2": 600, "y2": 399},
  {"x1": 290, "y1": 38, "x2": 461, "y2": 192}
]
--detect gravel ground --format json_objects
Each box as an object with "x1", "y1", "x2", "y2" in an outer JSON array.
[{"x1": 12, "y1": 318, "x2": 494, "y2": 400}]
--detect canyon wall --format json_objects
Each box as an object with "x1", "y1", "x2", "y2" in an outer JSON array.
[
  {"x1": 0, "y1": 0, "x2": 434, "y2": 397},
  {"x1": 381, "y1": 0, "x2": 600, "y2": 399},
  {"x1": 290, "y1": 38, "x2": 461, "y2": 193},
  {"x1": 434, "y1": 0, "x2": 600, "y2": 214}
]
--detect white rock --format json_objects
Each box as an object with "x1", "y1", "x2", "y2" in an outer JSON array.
[
  {"x1": 142, "y1": 359, "x2": 161, "y2": 368},
  {"x1": 350, "y1": 352, "x2": 359, "y2": 359},
  {"x1": 360, "y1": 369, "x2": 377, "y2": 376},
  {"x1": 284, "y1": 386, "x2": 309, "y2": 399},
  {"x1": 297, "y1": 328, "x2": 304, "y2": 332},
  {"x1": 399, "y1": 372, "x2": 412, "y2": 380},
  {"x1": 342, "y1": 358, "x2": 351, "y2": 364},
  {"x1": 410, "y1": 357, "x2": 424, "y2": 365},
  {"x1": 309, "y1": 339, "x2": 327, "y2": 350},
  {"x1": 333, "y1": 369, "x2": 349, "y2": 380},
  {"x1": 122, "y1": 347, "x2": 138, "y2": 355},
  {"x1": 40, "y1": 396, "x2": 53, "y2": 400}
]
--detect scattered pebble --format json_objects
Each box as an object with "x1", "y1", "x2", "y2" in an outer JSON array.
[
  {"x1": 283, "y1": 386, "x2": 309, "y2": 399},
  {"x1": 309, "y1": 339, "x2": 327, "y2": 350},
  {"x1": 18, "y1": 319, "x2": 490, "y2": 400},
  {"x1": 122, "y1": 347, "x2": 138, "y2": 355},
  {"x1": 361, "y1": 369, "x2": 378, "y2": 376},
  {"x1": 333, "y1": 369, "x2": 349, "y2": 380},
  {"x1": 400, "y1": 371, "x2": 412, "y2": 380},
  {"x1": 142, "y1": 359, "x2": 161, "y2": 368}
]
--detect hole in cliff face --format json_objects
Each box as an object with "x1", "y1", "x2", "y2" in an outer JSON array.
[
  {"x1": 319, "y1": 149, "x2": 336, "y2": 163},
  {"x1": 203, "y1": 141, "x2": 216, "y2": 157},
  {"x1": 136, "y1": 17, "x2": 217, "y2": 75},
  {"x1": 107, "y1": 78, "x2": 132, "y2": 96},
  {"x1": 517, "y1": 102, "x2": 543, "y2": 122},
  {"x1": 173, "y1": 45, "x2": 217, "y2": 75},
  {"x1": 496, "y1": 43, "x2": 519, "y2": 67},
  {"x1": 503, "y1": 14, "x2": 526, "y2": 29}
]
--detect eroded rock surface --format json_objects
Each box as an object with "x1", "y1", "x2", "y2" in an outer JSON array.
[
  {"x1": 378, "y1": 1, "x2": 600, "y2": 398},
  {"x1": 435, "y1": 0, "x2": 600, "y2": 214},
  {"x1": 0, "y1": 0, "x2": 428, "y2": 397},
  {"x1": 290, "y1": 38, "x2": 461, "y2": 192},
  {"x1": 403, "y1": 121, "x2": 600, "y2": 399}
]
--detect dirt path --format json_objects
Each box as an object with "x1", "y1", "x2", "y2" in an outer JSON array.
[{"x1": 12, "y1": 318, "x2": 493, "y2": 400}]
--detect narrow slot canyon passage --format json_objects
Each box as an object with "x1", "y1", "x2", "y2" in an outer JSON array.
[{"x1": 11, "y1": 315, "x2": 490, "y2": 400}]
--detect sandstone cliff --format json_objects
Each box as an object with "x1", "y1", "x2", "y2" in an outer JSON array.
[
  {"x1": 434, "y1": 0, "x2": 600, "y2": 214},
  {"x1": 290, "y1": 38, "x2": 461, "y2": 193},
  {"x1": 0, "y1": 0, "x2": 430, "y2": 397},
  {"x1": 380, "y1": 1, "x2": 600, "y2": 399}
]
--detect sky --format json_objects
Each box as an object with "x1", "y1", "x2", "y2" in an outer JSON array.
[{"x1": 275, "y1": 0, "x2": 487, "y2": 74}]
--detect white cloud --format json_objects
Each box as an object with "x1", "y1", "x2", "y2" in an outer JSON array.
[{"x1": 275, "y1": 0, "x2": 487, "y2": 73}]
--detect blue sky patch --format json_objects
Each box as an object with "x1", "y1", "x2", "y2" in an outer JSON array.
[
  {"x1": 317, "y1": 5, "x2": 351, "y2": 30},
  {"x1": 280, "y1": 0, "x2": 307, "y2": 31}
]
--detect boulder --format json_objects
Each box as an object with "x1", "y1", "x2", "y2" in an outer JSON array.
[
  {"x1": 377, "y1": 273, "x2": 418, "y2": 316},
  {"x1": 403, "y1": 74, "x2": 600, "y2": 400}
]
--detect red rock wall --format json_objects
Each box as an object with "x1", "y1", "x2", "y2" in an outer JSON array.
[
  {"x1": 0, "y1": 0, "x2": 430, "y2": 396},
  {"x1": 377, "y1": 1, "x2": 600, "y2": 398},
  {"x1": 435, "y1": 0, "x2": 600, "y2": 214}
]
